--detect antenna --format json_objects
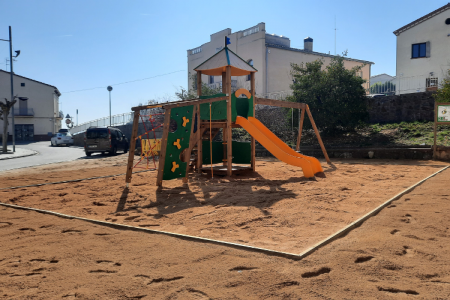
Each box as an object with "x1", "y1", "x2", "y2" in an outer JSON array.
[{"x1": 334, "y1": 16, "x2": 337, "y2": 55}]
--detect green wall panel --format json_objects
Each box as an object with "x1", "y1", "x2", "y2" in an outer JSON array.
[
  {"x1": 202, "y1": 141, "x2": 223, "y2": 164},
  {"x1": 163, "y1": 105, "x2": 194, "y2": 180},
  {"x1": 232, "y1": 141, "x2": 251, "y2": 164}
]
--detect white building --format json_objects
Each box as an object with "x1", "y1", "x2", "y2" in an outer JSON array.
[
  {"x1": 370, "y1": 73, "x2": 395, "y2": 86},
  {"x1": 187, "y1": 23, "x2": 373, "y2": 99},
  {"x1": 394, "y1": 3, "x2": 450, "y2": 95},
  {"x1": 0, "y1": 70, "x2": 62, "y2": 141}
]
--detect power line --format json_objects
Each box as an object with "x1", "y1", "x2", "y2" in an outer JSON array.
[{"x1": 62, "y1": 70, "x2": 185, "y2": 93}]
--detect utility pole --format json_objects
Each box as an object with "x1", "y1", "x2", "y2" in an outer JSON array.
[
  {"x1": 9, "y1": 26, "x2": 15, "y2": 152},
  {"x1": 107, "y1": 86, "x2": 113, "y2": 126}
]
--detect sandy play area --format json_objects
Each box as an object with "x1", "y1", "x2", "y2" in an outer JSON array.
[{"x1": 1, "y1": 154, "x2": 450, "y2": 298}]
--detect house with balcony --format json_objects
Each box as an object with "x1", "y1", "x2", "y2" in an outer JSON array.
[
  {"x1": 187, "y1": 22, "x2": 373, "y2": 99},
  {"x1": 394, "y1": 3, "x2": 450, "y2": 95},
  {"x1": 0, "y1": 70, "x2": 62, "y2": 141}
]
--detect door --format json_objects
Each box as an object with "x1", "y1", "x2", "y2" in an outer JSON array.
[{"x1": 15, "y1": 124, "x2": 34, "y2": 141}]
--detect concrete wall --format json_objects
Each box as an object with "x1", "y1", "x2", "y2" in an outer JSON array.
[
  {"x1": 367, "y1": 92, "x2": 435, "y2": 123},
  {"x1": 0, "y1": 71, "x2": 61, "y2": 141},
  {"x1": 187, "y1": 23, "x2": 372, "y2": 99},
  {"x1": 396, "y1": 8, "x2": 450, "y2": 94},
  {"x1": 267, "y1": 47, "x2": 371, "y2": 96}
]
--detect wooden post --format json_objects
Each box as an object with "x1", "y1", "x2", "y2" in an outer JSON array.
[
  {"x1": 183, "y1": 105, "x2": 197, "y2": 183},
  {"x1": 156, "y1": 108, "x2": 171, "y2": 186},
  {"x1": 222, "y1": 72, "x2": 226, "y2": 93},
  {"x1": 197, "y1": 71, "x2": 202, "y2": 97},
  {"x1": 196, "y1": 104, "x2": 203, "y2": 173},
  {"x1": 223, "y1": 126, "x2": 227, "y2": 166},
  {"x1": 250, "y1": 72, "x2": 256, "y2": 171},
  {"x1": 305, "y1": 105, "x2": 331, "y2": 164},
  {"x1": 125, "y1": 110, "x2": 141, "y2": 186},
  {"x1": 226, "y1": 66, "x2": 232, "y2": 176},
  {"x1": 296, "y1": 108, "x2": 305, "y2": 151}
]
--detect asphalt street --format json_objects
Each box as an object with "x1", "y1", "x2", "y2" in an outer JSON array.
[{"x1": 0, "y1": 141, "x2": 88, "y2": 172}]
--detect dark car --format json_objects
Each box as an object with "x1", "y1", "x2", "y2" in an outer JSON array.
[{"x1": 84, "y1": 127, "x2": 129, "y2": 156}]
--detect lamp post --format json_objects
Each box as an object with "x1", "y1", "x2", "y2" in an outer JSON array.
[
  {"x1": 107, "y1": 86, "x2": 113, "y2": 126},
  {"x1": 0, "y1": 26, "x2": 21, "y2": 152}
]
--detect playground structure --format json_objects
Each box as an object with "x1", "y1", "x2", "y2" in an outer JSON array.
[{"x1": 125, "y1": 46, "x2": 331, "y2": 187}]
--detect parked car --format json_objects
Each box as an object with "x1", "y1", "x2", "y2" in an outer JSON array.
[
  {"x1": 84, "y1": 127, "x2": 129, "y2": 156},
  {"x1": 51, "y1": 132, "x2": 74, "y2": 146}
]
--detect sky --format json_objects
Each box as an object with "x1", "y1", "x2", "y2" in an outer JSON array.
[{"x1": 1, "y1": 0, "x2": 448, "y2": 128}]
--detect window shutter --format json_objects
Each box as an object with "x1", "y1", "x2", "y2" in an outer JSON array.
[{"x1": 426, "y1": 41, "x2": 430, "y2": 57}]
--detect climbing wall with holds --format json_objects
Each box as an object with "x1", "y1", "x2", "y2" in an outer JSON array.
[{"x1": 162, "y1": 105, "x2": 194, "y2": 180}]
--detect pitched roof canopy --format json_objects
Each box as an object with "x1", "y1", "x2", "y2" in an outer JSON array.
[{"x1": 194, "y1": 47, "x2": 257, "y2": 76}]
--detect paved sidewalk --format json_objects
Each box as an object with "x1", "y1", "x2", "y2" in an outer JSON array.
[{"x1": 0, "y1": 147, "x2": 37, "y2": 160}]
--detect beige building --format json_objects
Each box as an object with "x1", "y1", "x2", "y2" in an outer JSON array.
[
  {"x1": 394, "y1": 3, "x2": 450, "y2": 95},
  {"x1": 0, "y1": 70, "x2": 62, "y2": 141},
  {"x1": 187, "y1": 22, "x2": 373, "y2": 99}
]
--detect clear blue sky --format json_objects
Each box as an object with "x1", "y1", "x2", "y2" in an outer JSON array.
[{"x1": 1, "y1": 0, "x2": 448, "y2": 127}]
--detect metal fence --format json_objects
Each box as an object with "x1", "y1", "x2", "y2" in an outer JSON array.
[{"x1": 69, "y1": 112, "x2": 134, "y2": 135}]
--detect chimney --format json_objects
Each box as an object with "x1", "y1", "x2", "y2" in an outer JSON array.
[{"x1": 304, "y1": 37, "x2": 313, "y2": 52}]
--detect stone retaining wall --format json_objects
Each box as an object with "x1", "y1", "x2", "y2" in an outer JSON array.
[{"x1": 367, "y1": 92, "x2": 435, "y2": 124}]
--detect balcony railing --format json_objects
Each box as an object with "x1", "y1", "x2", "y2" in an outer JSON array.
[{"x1": 14, "y1": 108, "x2": 34, "y2": 116}]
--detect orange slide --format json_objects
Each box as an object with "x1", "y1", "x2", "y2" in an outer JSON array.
[{"x1": 235, "y1": 116, "x2": 323, "y2": 178}]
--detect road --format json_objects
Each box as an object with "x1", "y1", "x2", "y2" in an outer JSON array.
[{"x1": 0, "y1": 141, "x2": 87, "y2": 172}]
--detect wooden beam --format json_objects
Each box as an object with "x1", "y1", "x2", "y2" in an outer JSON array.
[
  {"x1": 305, "y1": 105, "x2": 331, "y2": 164},
  {"x1": 296, "y1": 108, "x2": 305, "y2": 151},
  {"x1": 222, "y1": 72, "x2": 226, "y2": 94},
  {"x1": 255, "y1": 98, "x2": 306, "y2": 109},
  {"x1": 200, "y1": 122, "x2": 241, "y2": 128},
  {"x1": 433, "y1": 101, "x2": 437, "y2": 160},
  {"x1": 125, "y1": 111, "x2": 141, "y2": 185},
  {"x1": 196, "y1": 105, "x2": 203, "y2": 173},
  {"x1": 163, "y1": 96, "x2": 228, "y2": 109},
  {"x1": 183, "y1": 105, "x2": 197, "y2": 183},
  {"x1": 222, "y1": 127, "x2": 227, "y2": 166},
  {"x1": 197, "y1": 71, "x2": 202, "y2": 97},
  {"x1": 156, "y1": 108, "x2": 171, "y2": 186},
  {"x1": 226, "y1": 66, "x2": 232, "y2": 176},
  {"x1": 250, "y1": 72, "x2": 256, "y2": 171}
]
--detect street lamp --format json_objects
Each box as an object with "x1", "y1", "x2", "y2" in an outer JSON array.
[
  {"x1": 107, "y1": 86, "x2": 113, "y2": 126},
  {"x1": 0, "y1": 26, "x2": 21, "y2": 152}
]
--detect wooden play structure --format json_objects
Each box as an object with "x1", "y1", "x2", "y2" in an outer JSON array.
[{"x1": 125, "y1": 46, "x2": 330, "y2": 187}]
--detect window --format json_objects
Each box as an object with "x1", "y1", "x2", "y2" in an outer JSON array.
[
  {"x1": 193, "y1": 74, "x2": 198, "y2": 90},
  {"x1": 21, "y1": 83, "x2": 25, "y2": 87},
  {"x1": 209, "y1": 76, "x2": 214, "y2": 84},
  {"x1": 243, "y1": 26, "x2": 260, "y2": 37},
  {"x1": 446, "y1": 18, "x2": 450, "y2": 25},
  {"x1": 246, "y1": 59, "x2": 253, "y2": 81},
  {"x1": 412, "y1": 43, "x2": 427, "y2": 58},
  {"x1": 191, "y1": 47, "x2": 202, "y2": 55},
  {"x1": 426, "y1": 77, "x2": 438, "y2": 88}
]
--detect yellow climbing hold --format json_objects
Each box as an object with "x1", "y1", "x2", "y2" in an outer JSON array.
[
  {"x1": 182, "y1": 116, "x2": 189, "y2": 127},
  {"x1": 173, "y1": 139, "x2": 181, "y2": 149},
  {"x1": 171, "y1": 161, "x2": 179, "y2": 172}
]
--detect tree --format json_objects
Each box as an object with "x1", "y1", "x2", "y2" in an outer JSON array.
[
  {"x1": 286, "y1": 53, "x2": 368, "y2": 133},
  {"x1": 370, "y1": 81, "x2": 396, "y2": 94},
  {"x1": 433, "y1": 70, "x2": 450, "y2": 103},
  {"x1": 175, "y1": 73, "x2": 221, "y2": 100},
  {"x1": 0, "y1": 95, "x2": 18, "y2": 153}
]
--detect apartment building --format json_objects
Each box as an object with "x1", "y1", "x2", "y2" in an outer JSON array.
[
  {"x1": 0, "y1": 70, "x2": 62, "y2": 141},
  {"x1": 394, "y1": 3, "x2": 450, "y2": 94},
  {"x1": 187, "y1": 22, "x2": 373, "y2": 99}
]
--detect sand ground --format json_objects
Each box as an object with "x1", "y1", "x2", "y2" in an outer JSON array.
[{"x1": 1, "y1": 155, "x2": 449, "y2": 299}]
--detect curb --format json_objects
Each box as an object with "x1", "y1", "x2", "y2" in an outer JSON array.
[{"x1": 0, "y1": 150, "x2": 38, "y2": 161}]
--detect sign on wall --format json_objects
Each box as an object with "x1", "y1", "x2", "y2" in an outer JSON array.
[{"x1": 437, "y1": 105, "x2": 450, "y2": 122}]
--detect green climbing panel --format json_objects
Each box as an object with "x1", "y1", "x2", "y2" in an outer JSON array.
[{"x1": 163, "y1": 105, "x2": 194, "y2": 180}]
